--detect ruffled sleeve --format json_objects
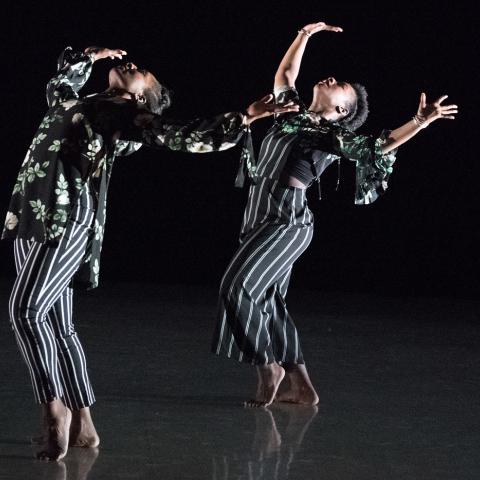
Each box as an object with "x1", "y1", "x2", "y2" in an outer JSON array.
[
  {"x1": 46, "y1": 47, "x2": 94, "y2": 107},
  {"x1": 331, "y1": 127, "x2": 398, "y2": 205}
]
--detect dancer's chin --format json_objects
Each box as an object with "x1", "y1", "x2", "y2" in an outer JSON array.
[{"x1": 108, "y1": 67, "x2": 126, "y2": 89}]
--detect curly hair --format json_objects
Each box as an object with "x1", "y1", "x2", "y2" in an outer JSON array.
[
  {"x1": 143, "y1": 79, "x2": 172, "y2": 115},
  {"x1": 340, "y1": 82, "x2": 369, "y2": 131}
]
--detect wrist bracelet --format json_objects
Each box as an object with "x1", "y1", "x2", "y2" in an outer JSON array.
[
  {"x1": 412, "y1": 114, "x2": 428, "y2": 129},
  {"x1": 298, "y1": 29, "x2": 311, "y2": 38}
]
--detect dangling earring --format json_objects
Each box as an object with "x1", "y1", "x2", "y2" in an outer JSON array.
[{"x1": 135, "y1": 93, "x2": 146, "y2": 104}]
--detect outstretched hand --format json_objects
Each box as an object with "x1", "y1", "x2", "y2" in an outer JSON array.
[
  {"x1": 84, "y1": 47, "x2": 127, "y2": 62},
  {"x1": 300, "y1": 22, "x2": 343, "y2": 35},
  {"x1": 244, "y1": 94, "x2": 299, "y2": 125},
  {"x1": 416, "y1": 93, "x2": 458, "y2": 127}
]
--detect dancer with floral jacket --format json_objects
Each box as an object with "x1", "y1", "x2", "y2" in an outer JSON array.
[{"x1": 2, "y1": 45, "x2": 297, "y2": 461}]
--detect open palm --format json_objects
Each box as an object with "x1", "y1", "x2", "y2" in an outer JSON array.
[
  {"x1": 417, "y1": 93, "x2": 458, "y2": 126},
  {"x1": 301, "y1": 22, "x2": 343, "y2": 35}
]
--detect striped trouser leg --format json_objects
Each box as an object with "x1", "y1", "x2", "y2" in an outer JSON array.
[
  {"x1": 8, "y1": 203, "x2": 95, "y2": 406},
  {"x1": 213, "y1": 222, "x2": 313, "y2": 365},
  {"x1": 263, "y1": 267, "x2": 303, "y2": 365},
  {"x1": 47, "y1": 287, "x2": 95, "y2": 409}
]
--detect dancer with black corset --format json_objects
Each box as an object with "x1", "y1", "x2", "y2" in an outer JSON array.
[{"x1": 212, "y1": 21, "x2": 458, "y2": 407}]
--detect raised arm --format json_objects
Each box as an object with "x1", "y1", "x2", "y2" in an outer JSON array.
[
  {"x1": 274, "y1": 22, "x2": 343, "y2": 90},
  {"x1": 46, "y1": 46, "x2": 126, "y2": 108}
]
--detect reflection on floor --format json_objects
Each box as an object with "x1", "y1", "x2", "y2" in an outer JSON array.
[{"x1": 0, "y1": 281, "x2": 479, "y2": 479}]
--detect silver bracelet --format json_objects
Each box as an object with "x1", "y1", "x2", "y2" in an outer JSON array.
[
  {"x1": 298, "y1": 29, "x2": 311, "y2": 38},
  {"x1": 412, "y1": 114, "x2": 428, "y2": 129}
]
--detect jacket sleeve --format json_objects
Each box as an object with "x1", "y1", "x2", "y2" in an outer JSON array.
[
  {"x1": 46, "y1": 47, "x2": 94, "y2": 107},
  {"x1": 91, "y1": 98, "x2": 254, "y2": 184},
  {"x1": 129, "y1": 110, "x2": 256, "y2": 186},
  {"x1": 120, "y1": 108, "x2": 248, "y2": 153},
  {"x1": 331, "y1": 128, "x2": 398, "y2": 205}
]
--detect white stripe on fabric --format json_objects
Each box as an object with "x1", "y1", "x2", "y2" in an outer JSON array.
[
  {"x1": 249, "y1": 178, "x2": 270, "y2": 232},
  {"x1": 238, "y1": 300, "x2": 255, "y2": 362},
  {"x1": 254, "y1": 294, "x2": 270, "y2": 359},
  {"x1": 12, "y1": 243, "x2": 53, "y2": 401},
  {"x1": 11, "y1": 241, "x2": 44, "y2": 400},
  {"x1": 228, "y1": 228, "x2": 291, "y2": 359},
  {"x1": 276, "y1": 187, "x2": 290, "y2": 220},
  {"x1": 281, "y1": 307, "x2": 288, "y2": 362},
  {"x1": 215, "y1": 311, "x2": 228, "y2": 355},
  {"x1": 50, "y1": 300, "x2": 82, "y2": 409},
  {"x1": 241, "y1": 186, "x2": 254, "y2": 231},
  {"x1": 253, "y1": 227, "x2": 312, "y2": 303},
  {"x1": 39, "y1": 234, "x2": 90, "y2": 312},
  {"x1": 258, "y1": 132, "x2": 295, "y2": 177},
  {"x1": 250, "y1": 228, "x2": 303, "y2": 301},
  {"x1": 256, "y1": 182, "x2": 274, "y2": 228},
  {"x1": 243, "y1": 177, "x2": 265, "y2": 233},
  {"x1": 10, "y1": 194, "x2": 93, "y2": 404},
  {"x1": 255, "y1": 131, "x2": 276, "y2": 173}
]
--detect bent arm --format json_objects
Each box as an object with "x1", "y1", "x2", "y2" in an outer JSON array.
[
  {"x1": 274, "y1": 22, "x2": 343, "y2": 90},
  {"x1": 46, "y1": 46, "x2": 126, "y2": 108},
  {"x1": 46, "y1": 47, "x2": 95, "y2": 107}
]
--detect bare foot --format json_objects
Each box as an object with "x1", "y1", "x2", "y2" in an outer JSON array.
[
  {"x1": 275, "y1": 364, "x2": 319, "y2": 405},
  {"x1": 32, "y1": 407, "x2": 100, "y2": 448},
  {"x1": 36, "y1": 401, "x2": 72, "y2": 462},
  {"x1": 244, "y1": 363, "x2": 285, "y2": 408},
  {"x1": 69, "y1": 408, "x2": 100, "y2": 448}
]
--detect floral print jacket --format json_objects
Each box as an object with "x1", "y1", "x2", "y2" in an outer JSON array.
[
  {"x1": 2, "y1": 47, "x2": 249, "y2": 289},
  {"x1": 240, "y1": 86, "x2": 398, "y2": 205}
]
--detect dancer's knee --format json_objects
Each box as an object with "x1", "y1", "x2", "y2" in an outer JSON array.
[
  {"x1": 9, "y1": 294, "x2": 44, "y2": 331},
  {"x1": 219, "y1": 276, "x2": 256, "y2": 307}
]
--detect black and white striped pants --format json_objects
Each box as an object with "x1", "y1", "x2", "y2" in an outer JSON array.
[
  {"x1": 8, "y1": 187, "x2": 96, "y2": 409},
  {"x1": 213, "y1": 179, "x2": 314, "y2": 365}
]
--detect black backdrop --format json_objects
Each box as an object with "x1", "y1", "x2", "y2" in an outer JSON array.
[{"x1": 1, "y1": 1, "x2": 477, "y2": 298}]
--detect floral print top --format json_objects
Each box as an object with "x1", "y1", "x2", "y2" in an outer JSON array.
[
  {"x1": 241, "y1": 86, "x2": 398, "y2": 204},
  {"x1": 2, "y1": 47, "x2": 249, "y2": 289}
]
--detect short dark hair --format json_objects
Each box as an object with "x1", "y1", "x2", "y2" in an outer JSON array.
[
  {"x1": 341, "y1": 82, "x2": 369, "y2": 131},
  {"x1": 144, "y1": 79, "x2": 172, "y2": 115}
]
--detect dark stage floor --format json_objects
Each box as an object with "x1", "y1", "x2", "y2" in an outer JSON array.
[{"x1": 0, "y1": 280, "x2": 479, "y2": 479}]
